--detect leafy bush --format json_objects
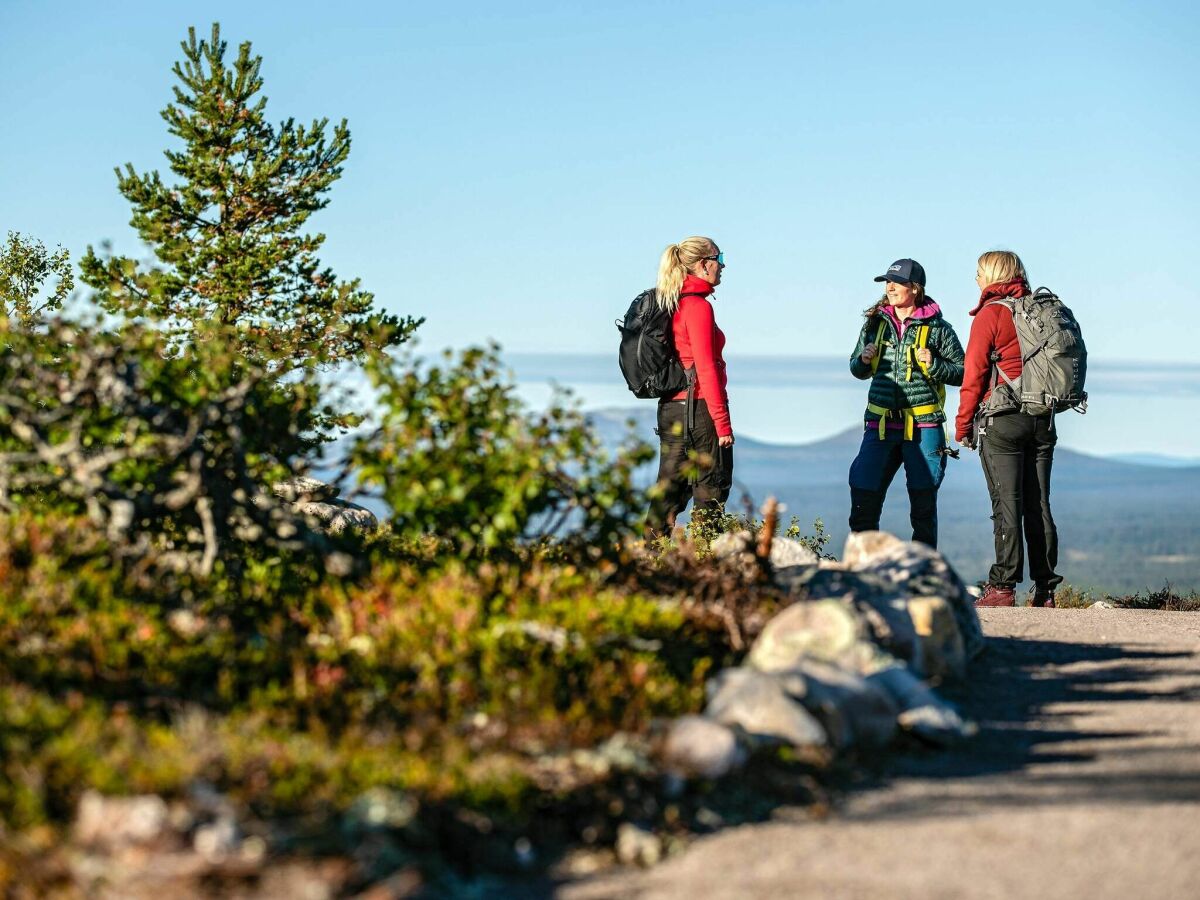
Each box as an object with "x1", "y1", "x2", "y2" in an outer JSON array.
[
  {"x1": 350, "y1": 344, "x2": 654, "y2": 560},
  {"x1": 0, "y1": 232, "x2": 73, "y2": 327},
  {"x1": 0, "y1": 510, "x2": 769, "y2": 839}
]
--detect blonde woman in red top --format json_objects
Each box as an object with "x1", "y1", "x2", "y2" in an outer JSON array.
[{"x1": 647, "y1": 236, "x2": 733, "y2": 534}]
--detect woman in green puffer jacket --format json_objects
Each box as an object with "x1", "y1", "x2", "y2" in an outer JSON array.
[{"x1": 847, "y1": 258, "x2": 964, "y2": 548}]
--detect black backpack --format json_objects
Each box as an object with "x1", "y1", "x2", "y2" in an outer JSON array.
[{"x1": 615, "y1": 289, "x2": 697, "y2": 399}]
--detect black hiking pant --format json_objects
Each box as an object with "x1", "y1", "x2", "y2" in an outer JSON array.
[
  {"x1": 978, "y1": 411, "x2": 1063, "y2": 589},
  {"x1": 647, "y1": 398, "x2": 733, "y2": 534}
]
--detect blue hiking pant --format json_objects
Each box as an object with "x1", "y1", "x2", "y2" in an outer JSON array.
[{"x1": 848, "y1": 426, "x2": 947, "y2": 547}]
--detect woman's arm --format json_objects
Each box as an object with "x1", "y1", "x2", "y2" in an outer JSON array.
[
  {"x1": 955, "y1": 309, "x2": 998, "y2": 442},
  {"x1": 682, "y1": 298, "x2": 732, "y2": 437},
  {"x1": 849, "y1": 322, "x2": 875, "y2": 380},
  {"x1": 928, "y1": 322, "x2": 965, "y2": 387}
]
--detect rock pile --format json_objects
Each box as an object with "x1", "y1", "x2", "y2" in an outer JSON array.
[{"x1": 662, "y1": 530, "x2": 982, "y2": 780}]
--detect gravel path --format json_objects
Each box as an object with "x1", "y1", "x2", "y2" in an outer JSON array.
[{"x1": 560, "y1": 609, "x2": 1200, "y2": 900}]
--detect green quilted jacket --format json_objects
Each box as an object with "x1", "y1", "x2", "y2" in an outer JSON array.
[{"x1": 848, "y1": 299, "x2": 965, "y2": 426}]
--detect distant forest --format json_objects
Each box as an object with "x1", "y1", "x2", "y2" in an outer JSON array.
[{"x1": 593, "y1": 410, "x2": 1200, "y2": 595}]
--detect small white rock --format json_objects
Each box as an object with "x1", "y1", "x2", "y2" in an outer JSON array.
[
  {"x1": 616, "y1": 822, "x2": 662, "y2": 867},
  {"x1": 661, "y1": 715, "x2": 745, "y2": 780}
]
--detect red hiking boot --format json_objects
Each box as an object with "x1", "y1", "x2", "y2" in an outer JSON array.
[
  {"x1": 975, "y1": 584, "x2": 1016, "y2": 608},
  {"x1": 1029, "y1": 586, "x2": 1056, "y2": 608}
]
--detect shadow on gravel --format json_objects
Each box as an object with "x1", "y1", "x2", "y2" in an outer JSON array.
[
  {"x1": 513, "y1": 636, "x2": 1199, "y2": 896},
  {"x1": 853, "y1": 635, "x2": 1200, "y2": 815}
]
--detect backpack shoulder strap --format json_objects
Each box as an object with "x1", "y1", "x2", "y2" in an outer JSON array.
[{"x1": 870, "y1": 318, "x2": 887, "y2": 375}]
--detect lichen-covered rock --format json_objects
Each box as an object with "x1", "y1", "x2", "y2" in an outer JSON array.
[
  {"x1": 704, "y1": 668, "x2": 828, "y2": 749},
  {"x1": 710, "y1": 531, "x2": 818, "y2": 580},
  {"x1": 907, "y1": 595, "x2": 967, "y2": 681},
  {"x1": 747, "y1": 598, "x2": 893, "y2": 675},
  {"x1": 709, "y1": 530, "x2": 753, "y2": 561},
  {"x1": 866, "y1": 665, "x2": 976, "y2": 745},
  {"x1": 295, "y1": 499, "x2": 378, "y2": 535},
  {"x1": 660, "y1": 715, "x2": 745, "y2": 780},
  {"x1": 786, "y1": 567, "x2": 922, "y2": 669},
  {"x1": 272, "y1": 476, "x2": 340, "y2": 503},
  {"x1": 74, "y1": 791, "x2": 170, "y2": 849},
  {"x1": 842, "y1": 531, "x2": 984, "y2": 663},
  {"x1": 767, "y1": 536, "x2": 818, "y2": 569},
  {"x1": 772, "y1": 659, "x2": 899, "y2": 748},
  {"x1": 616, "y1": 822, "x2": 663, "y2": 867}
]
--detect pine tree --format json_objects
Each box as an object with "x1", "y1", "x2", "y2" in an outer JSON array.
[{"x1": 80, "y1": 23, "x2": 419, "y2": 368}]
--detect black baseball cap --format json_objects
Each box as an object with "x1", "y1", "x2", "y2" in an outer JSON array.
[{"x1": 873, "y1": 258, "x2": 926, "y2": 287}]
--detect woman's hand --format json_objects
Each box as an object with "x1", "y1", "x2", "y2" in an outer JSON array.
[
  {"x1": 860, "y1": 343, "x2": 878, "y2": 365},
  {"x1": 718, "y1": 434, "x2": 734, "y2": 448},
  {"x1": 915, "y1": 348, "x2": 933, "y2": 367}
]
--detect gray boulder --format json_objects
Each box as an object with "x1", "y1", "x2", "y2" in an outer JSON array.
[
  {"x1": 74, "y1": 791, "x2": 170, "y2": 849},
  {"x1": 800, "y1": 567, "x2": 927, "y2": 671},
  {"x1": 704, "y1": 668, "x2": 828, "y2": 749},
  {"x1": 660, "y1": 715, "x2": 745, "y2": 780},
  {"x1": 272, "y1": 476, "x2": 340, "y2": 503},
  {"x1": 616, "y1": 823, "x2": 663, "y2": 867},
  {"x1": 295, "y1": 499, "x2": 378, "y2": 535},
  {"x1": 748, "y1": 598, "x2": 894, "y2": 676},
  {"x1": 842, "y1": 531, "x2": 984, "y2": 663},
  {"x1": 906, "y1": 595, "x2": 968, "y2": 681},
  {"x1": 773, "y1": 659, "x2": 900, "y2": 748},
  {"x1": 709, "y1": 531, "x2": 818, "y2": 589},
  {"x1": 767, "y1": 536, "x2": 818, "y2": 568},
  {"x1": 866, "y1": 665, "x2": 976, "y2": 745},
  {"x1": 709, "y1": 529, "x2": 751, "y2": 557}
]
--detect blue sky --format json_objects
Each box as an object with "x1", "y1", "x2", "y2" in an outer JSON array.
[{"x1": 2, "y1": 0, "x2": 1197, "y2": 361}]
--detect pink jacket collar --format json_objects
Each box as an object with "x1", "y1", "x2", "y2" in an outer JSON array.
[{"x1": 881, "y1": 298, "x2": 941, "y2": 331}]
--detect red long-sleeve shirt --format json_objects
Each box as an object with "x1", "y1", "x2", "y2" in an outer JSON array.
[
  {"x1": 668, "y1": 275, "x2": 731, "y2": 437},
  {"x1": 955, "y1": 285, "x2": 1026, "y2": 442}
]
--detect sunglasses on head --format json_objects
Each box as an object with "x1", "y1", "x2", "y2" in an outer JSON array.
[{"x1": 703, "y1": 252, "x2": 725, "y2": 265}]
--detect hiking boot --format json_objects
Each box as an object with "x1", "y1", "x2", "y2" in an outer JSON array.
[
  {"x1": 1029, "y1": 586, "x2": 1056, "y2": 608},
  {"x1": 975, "y1": 584, "x2": 1016, "y2": 608}
]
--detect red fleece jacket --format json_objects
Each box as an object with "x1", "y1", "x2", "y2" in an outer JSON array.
[
  {"x1": 668, "y1": 275, "x2": 731, "y2": 436},
  {"x1": 955, "y1": 280, "x2": 1027, "y2": 441}
]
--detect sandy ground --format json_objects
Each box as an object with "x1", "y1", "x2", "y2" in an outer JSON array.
[{"x1": 559, "y1": 609, "x2": 1200, "y2": 900}]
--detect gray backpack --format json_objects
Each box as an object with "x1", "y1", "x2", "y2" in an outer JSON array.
[{"x1": 981, "y1": 287, "x2": 1088, "y2": 417}]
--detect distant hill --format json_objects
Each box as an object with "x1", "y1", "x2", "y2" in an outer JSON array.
[{"x1": 591, "y1": 407, "x2": 1200, "y2": 594}]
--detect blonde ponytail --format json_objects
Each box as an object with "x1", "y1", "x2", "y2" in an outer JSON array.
[{"x1": 656, "y1": 236, "x2": 715, "y2": 313}]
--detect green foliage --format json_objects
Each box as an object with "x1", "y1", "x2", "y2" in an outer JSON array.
[
  {"x1": 350, "y1": 344, "x2": 654, "y2": 559},
  {"x1": 1051, "y1": 581, "x2": 1200, "y2": 611},
  {"x1": 0, "y1": 22, "x2": 823, "y2": 886},
  {"x1": 0, "y1": 232, "x2": 73, "y2": 327},
  {"x1": 1114, "y1": 584, "x2": 1200, "y2": 611},
  {"x1": 785, "y1": 516, "x2": 835, "y2": 560},
  {"x1": 78, "y1": 23, "x2": 420, "y2": 369},
  {"x1": 0, "y1": 511, "x2": 755, "y2": 836}
]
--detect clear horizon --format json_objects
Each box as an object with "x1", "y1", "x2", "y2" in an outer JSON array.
[{"x1": 503, "y1": 351, "x2": 1200, "y2": 458}]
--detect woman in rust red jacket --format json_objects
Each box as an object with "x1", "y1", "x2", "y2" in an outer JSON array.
[
  {"x1": 956, "y1": 250, "x2": 1063, "y2": 608},
  {"x1": 647, "y1": 235, "x2": 732, "y2": 534}
]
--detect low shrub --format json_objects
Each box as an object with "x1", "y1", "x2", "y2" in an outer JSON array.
[{"x1": 0, "y1": 511, "x2": 780, "y2": 850}]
